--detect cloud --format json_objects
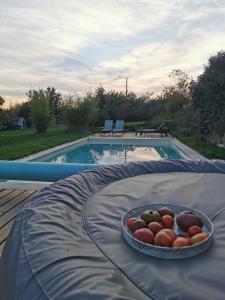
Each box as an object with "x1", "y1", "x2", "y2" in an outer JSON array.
[{"x1": 0, "y1": 0, "x2": 225, "y2": 105}]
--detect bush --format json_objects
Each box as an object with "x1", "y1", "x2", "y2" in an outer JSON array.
[
  {"x1": 190, "y1": 51, "x2": 225, "y2": 139},
  {"x1": 31, "y1": 90, "x2": 50, "y2": 133},
  {"x1": 62, "y1": 96, "x2": 98, "y2": 130},
  {"x1": 164, "y1": 92, "x2": 188, "y2": 115}
]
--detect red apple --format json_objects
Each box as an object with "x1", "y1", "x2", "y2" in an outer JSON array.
[
  {"x1": 172, "y1": 237, "x2": 190, "y2": 248},
  {"x1": 188, "y1": 225, "x2": 202, "y2": 236},
  {"x1": 148, "y1": 222, "x2": 163, "y2": 235},
  {"x1": 161, "y1": 215, "x2": 174, "y2": 228},
  {"x1": 133, "y1": 228, "x2": 154, "y2": 244},
  {"x1": 154, "y1": 229, "x2": 176, "y2": 247}
]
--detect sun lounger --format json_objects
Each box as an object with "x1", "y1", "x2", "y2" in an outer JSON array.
[
  {"x1": 100, "y1": 120, "x2": 113, "y2": 136},
  {"x1": 113, "y1": 120, "x2": 125, "y2": 135},
  {"x1": 135, "y1": 122, "x2": 168, "y2": 137}
]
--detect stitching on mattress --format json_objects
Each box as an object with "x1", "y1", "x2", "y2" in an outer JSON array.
[{"x1": 211, "y1": 207, "x2": 225, "y2": 220}]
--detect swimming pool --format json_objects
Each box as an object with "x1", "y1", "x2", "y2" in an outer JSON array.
[
  {"x1": 1, "y1": 137, "x2": 205, "y2": 182},
  {"x1": 32, "y1": 142, "x2": 186, "y2": 165}
]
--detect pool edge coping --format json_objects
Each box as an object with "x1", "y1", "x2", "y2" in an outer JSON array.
[
  {"x1": 171, "y1": 137, "x2": 207, "y2": 160},
  {"x1": 18, "y1": 135, "x2": 207, "y2": 162},
  {"x1": 17, "y1": 136, "x2": 90, "y2": 162}
]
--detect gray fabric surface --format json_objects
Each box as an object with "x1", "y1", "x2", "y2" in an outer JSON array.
[{"x1": 1, "y1": 159, "x2": 225, "y2": 300}]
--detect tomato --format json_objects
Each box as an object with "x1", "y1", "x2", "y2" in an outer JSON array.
[
  {"x1": 154, "y1": 229, "x2": 176, "y2": 247},
  {"x1": 161, "y1": 215, "x2": 174, "y2": 228},
  {"x1": 127, "y1": 218, "x2": 137, "y2": 229},
  {"x1": 172, "y1": 237, "x2": 189, "y2": 248},
  {"x1": 189, "y1": 232, "x2": 208, "y2": 245},
  {"x1": 141, "y1": 210, "x2": 161, "y2": 224},
  {"x1": 133, "y1": 228, "x2": 154, "y2": 244},
  {"x1": 158, "y1": 207, "x2": 174, "y2": 218},
  {"x1": 188, "y1": 225, "x2": 202, "y2": 236},
  {"x1": 148, "y1": 222, "x2": 163, "y2": 235}
]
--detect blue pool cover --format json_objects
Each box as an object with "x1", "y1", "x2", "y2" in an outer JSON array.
[{"x1": 1, "y1": 159, "x2": 225, "y2": 300}]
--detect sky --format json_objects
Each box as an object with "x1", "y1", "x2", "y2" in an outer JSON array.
[{"x1": 1, "y1": 0, "x2": 225, "y2": 106}]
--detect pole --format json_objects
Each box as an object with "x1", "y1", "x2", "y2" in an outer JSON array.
[{"x1": 125, "y1": 77, "x2": 128, "y2": 99}]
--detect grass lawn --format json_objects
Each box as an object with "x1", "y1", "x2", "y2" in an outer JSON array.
[
  {"x1": 173, "y1": 132, "x2": 225, "y2": 160},
  {"x1": 0, "y1": 125, "x2": 90, "y2": 160},
  {"x1": 125, "y1": 120, "x2": 150, "y2": 128},
  {"x1": 126, "y1": 120, "x2": 225, "y2": 160},
  {"x1": 1, "y1": 122, "x2": 224, "y2": 161}
]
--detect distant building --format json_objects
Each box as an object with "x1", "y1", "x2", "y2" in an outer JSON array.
[{"x1": 11, "y1": 117, "x2": 26, "y2": 129}]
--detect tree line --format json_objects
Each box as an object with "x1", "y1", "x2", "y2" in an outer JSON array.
[
  {"x1": 0, "y1": 51, "x2": 225, "y2": 144},
  {"x1": 0, "y1": 87, "x2": 166, "y2": 133}
]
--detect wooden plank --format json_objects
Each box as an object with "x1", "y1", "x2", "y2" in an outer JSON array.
[
  {"x1": 0, "y1": 189, "x2": 14, "y2": 199},
  {"x1": 0, "y1": 190, "x2": 37, "y2": 214},
  {"x1": 0, "y1": 241, "x2": 6, "y2": 257},
  {"x1": 0, "y1": 220, "x2": 14, "y2": 244},
  {"x1": 0, "y1": 190, "x2": 38, "y2": 257},
  {"x1": 0, "y1": 189, "x2": 25, "y2": 207},
  {"x1": 0, "y1": 192, "x2": 37, "y2": 229}
]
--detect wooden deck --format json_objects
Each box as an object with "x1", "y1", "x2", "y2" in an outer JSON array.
[{"x1": 0, "y1": 189, "x2": 38, "y2": 256}]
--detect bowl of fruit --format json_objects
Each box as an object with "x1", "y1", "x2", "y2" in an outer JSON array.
[{"x1": 121, "y1": 204, "x2": 213, "y2": 259}]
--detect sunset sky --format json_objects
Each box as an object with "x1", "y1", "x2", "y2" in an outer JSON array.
[{"x1": 1, "y1": 0, "x2": 225, "y2": 106}]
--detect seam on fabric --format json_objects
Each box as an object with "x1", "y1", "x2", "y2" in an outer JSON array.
[{"x1": 211, "y1": 207, "x2": 225, "y2": 220}]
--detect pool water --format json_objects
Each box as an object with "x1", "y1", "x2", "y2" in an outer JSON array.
[{"x1": 34, "y1": 143, "x2": 185, "y2": 164}]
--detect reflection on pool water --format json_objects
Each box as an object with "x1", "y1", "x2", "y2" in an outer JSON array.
[{"x1": 33, "y1": 143, "x2": 185, "y2": 165}]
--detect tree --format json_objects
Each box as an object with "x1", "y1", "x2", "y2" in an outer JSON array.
[
  {"x1": 0, "y1": 96, "x2": 5, "y2": 106},
  {"x1": 169, "y1": 69, "x2": 192, "y2": 98},
  {"x1": 94, "y1": 88, "x2": 154, "y2": 123},
  {"x1": 95, "y1": 87, "x2": 106, "y2": 124},
  {"x1": 27, "y1": 87, "x2": 62, "y2": 124},
  {"x1": 0, "y1": 110, "x2": 10, "y2": 130},
  {"x1": 190, "y1": 51, "x2": 225, "y2": 138},
  {"x1": 156, "y1": 70, "x2": 191, "y2": 117},
  {"x1": 96, "y1": 87, "x2": 106, "y2": 110},
  {"x1": 103, "y1": 91, "x2": 129, "y2": 120},
  {"x1": 62, "y1": 95, "x2": 98, "y2": 130},
  {"x1": 45, "y1": 87, "x2": 62, "y2": 119},
  {"x1": 0, "y1": 96, "x2": 6, "y2": 130},
  {"x1": 18, "y1": 102, "x2": 32, "y2": 127},
  {"x1": 30, "y1": 90, "x2": 50, "y2": 133}
]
